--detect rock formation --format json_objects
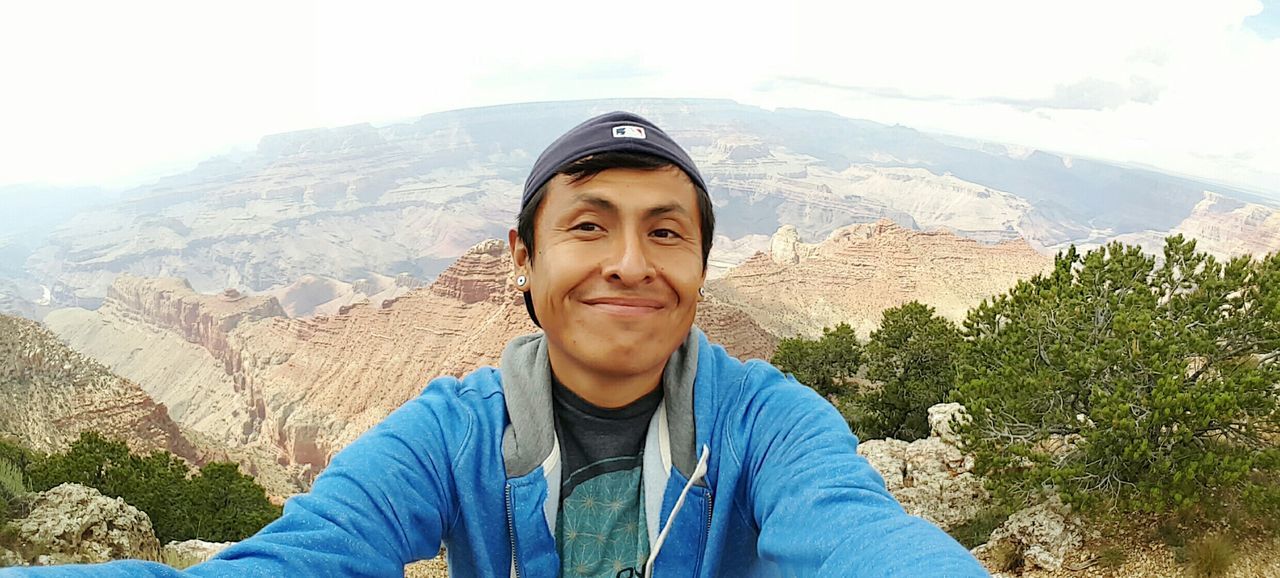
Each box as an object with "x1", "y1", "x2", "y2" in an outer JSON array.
[
  {"x1": 710, "y1": 220, "x2": 1053, "y2": 338},
  {"x1": 972, "y1": 496, "x2": 1082, "y2": 573},
  {"x1": 263, "y1": 272, "x2": 422, "y2": 318},
  {"x1": 0, "y1": 314, "x2": 197, "y2": 461},
  {"x1": 9, "y1": 483, "x2": 160, "y2": 565},
  {"x1": 161, "y1": 539, "x2": 233, "y2": 567},
  {"x1": 1065, "y1": 191, "x2": 1280, "y2": 260},
  {"x1": 1173, "y1": 192, "x2": 1280, "y2": 256},
  {"x1": 856, "y1": 403, "x2": 988, "y2": 531}
]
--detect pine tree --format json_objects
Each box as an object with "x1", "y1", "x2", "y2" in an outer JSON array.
[
  {"x1": 771, "y1": 322, "x2": 862, "y2": 399},
  {"x1": 956, "y1": 238, "x2": 1280, "y2": 517},
  {"x1": 856, "y1": 301, "x2": 962, "y2": 441}
]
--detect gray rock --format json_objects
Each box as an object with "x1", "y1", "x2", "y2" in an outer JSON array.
[
  {"x1": 971, "y1": 496, "x2": 1082, "y2": 572},
  {"x1": 162, "y1": 539, "x2": 235, "y2": 567},
  {"x1": 13, "y1": 483, "x2": 159, "y2": 564},
  {"x1": 857, "y1": 403, "x2": 988, "y2": 531},
  {"x1": 927, "y1": 402, "x2": 969, "y2": 445},
  {"x1": 0, "y1": 547, "x2": 25, "y2": 567}
]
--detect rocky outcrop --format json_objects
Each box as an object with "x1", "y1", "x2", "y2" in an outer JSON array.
[
  {"x1": 161, "y1": 539, "x2": 234, "y2": 567},
  {"x1": 711, "y1": 220, "x2": 1052, "y2": 338},
  {"x1": 11, "y1": 483, "x2": 160, "y2": 565},
  {"x1": 0, "y1": 314, "x2": 198, "y2": 460},
  {"x1": 972, "y1": 496, "x2": 1082, "y2": 573},
  {"x1": 927, "y1": 402, "x2": 968, "y2": 446},
  {"x1": 426, "y1": 239, "x2": 511, "y2": 304},
  {"x1": 104, "y1": 275, "x2": 285, "y2": 377},
  {"x1": 692, "y1": 297, "x2": 779, "y2": 361},
  {"x1": 857, "y1": 403, "x2": 988, "y2": 531},
  {"x1": 1171, "y1": 192, "x2": 1280, "y2": 257},
  {"x1": 265, "y1": 272, "x2": 421, "y2": 318},
  {"x1": 1064, "y1": 191, "x2": 1280, "y2": 261},
  {"x1": 768, "y1": 225, "x2": 812, "y2": 265}
]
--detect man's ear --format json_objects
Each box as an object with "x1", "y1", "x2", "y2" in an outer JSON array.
[{"x1": 508, "y1": 228, "x2": 529, "y2": 274}]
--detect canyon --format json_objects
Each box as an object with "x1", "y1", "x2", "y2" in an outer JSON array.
[{"x1": 42, "y1": 239, "x2": 778, "y2": 484}]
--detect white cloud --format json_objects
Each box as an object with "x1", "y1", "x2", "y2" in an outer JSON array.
[{"x1": 0, "y1": 0, "x2": 1276, "y2": 192}]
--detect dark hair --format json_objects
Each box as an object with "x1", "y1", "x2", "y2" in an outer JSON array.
[{"x1": 516, "y1": 151, "x2": 716, "y2": 271}]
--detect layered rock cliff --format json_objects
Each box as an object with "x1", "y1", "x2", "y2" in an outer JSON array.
[
  {"x1": 1061, "y1": 191, "x2": 1280, "y2": 260},
  {"x1": 0, "y1": 314, "x2": 197, "y2": 461},
  {"x1": 709, "y1": 220, "x2": 1053, "y2": 338}
]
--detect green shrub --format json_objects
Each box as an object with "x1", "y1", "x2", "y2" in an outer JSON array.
[
  {"x1": 771, "y1": 322, "x2": 862, "y2": 399},
  {"x1": 0, "y1": 438, "x2": 37, "y2": 479},
  {"x1": 182, "y1": 462, "x2": 282, "y2": 542},
  {"x1": 27, "y1": 431, "x2": 280, "y2": 543},
  {"x1": 1186, "y1": 534, "x2": 1236, "y2": 577},
  {"x1": 0, "y1": 455, "x2": 28, "y2": 526},
  {"x1": 0, "y1": 457, "x2": 26, "y2": 500},
  {"x1": 854, "y1": 301, "x2": 962, "y2": 441},
  {"x1": 956, "y1": 238, "x2": 1280, "y2": 519}
]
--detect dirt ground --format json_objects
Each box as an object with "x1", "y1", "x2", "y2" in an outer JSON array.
[{"x1": 998, "y1": 532, "x2": 1280, "y2": 577}]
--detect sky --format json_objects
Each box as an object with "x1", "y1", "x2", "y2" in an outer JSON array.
[{"x1": 1, "y1": 0, "x2": 1278, "y2": 194}]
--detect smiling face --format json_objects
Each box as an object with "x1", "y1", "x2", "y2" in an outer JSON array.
[{"x1": 509, "y1": 165, "x2": 705, "y2": 392}]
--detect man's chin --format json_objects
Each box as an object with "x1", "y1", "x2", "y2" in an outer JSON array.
[{"x1": 576, "y1": 342, "x2": 671, "y2": 373}]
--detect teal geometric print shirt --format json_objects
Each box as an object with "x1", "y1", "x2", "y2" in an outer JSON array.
[{"x1": 551, "y1": 377, "x2": 662, "y2": 578}]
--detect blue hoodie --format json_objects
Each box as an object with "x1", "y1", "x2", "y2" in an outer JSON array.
[{"x1": 1, "y1": 328, "x2": 988, "y2": 577}]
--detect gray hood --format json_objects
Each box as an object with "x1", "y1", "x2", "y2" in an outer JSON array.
[{"x1": 499, "y1": 327, "x2": 702, "y2": 479}]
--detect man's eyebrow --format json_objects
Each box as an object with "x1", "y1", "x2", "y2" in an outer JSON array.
[
  {"x1": 645, "y1": 202, "x2": 691, "y2": 220},
  {"x1": 570, "y1": 193, "x2": 692, "y2": 220},
  {"x1": 572, "y1": 193, "x2": 618, "y2": 213}
]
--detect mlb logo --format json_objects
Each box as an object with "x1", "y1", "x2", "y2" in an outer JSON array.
[{"x1": 612, "y1": 125, "x2": 647, "y2": 139}]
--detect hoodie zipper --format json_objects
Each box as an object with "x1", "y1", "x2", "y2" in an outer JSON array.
[
  {"x1": 692, "y1": 489, "x2": 714, "y2": 577},
  {"x1": 506, "y1": 483, "x2": 520, "y2": 578}
]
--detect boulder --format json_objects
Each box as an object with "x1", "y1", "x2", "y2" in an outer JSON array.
[
  {"x1": 12, "y1": 483, "x2": 159, "y2": 564},
  {"x1": 971, "y1": 496, "x2": 1082, "y2": 572},
  {"x1": 927, "y1": 402, "x2": 969, "y2": 445},
  {"x1": 857, "y1": 404, "x2": 988, "y2": 530},
  {"x1": 0, "y1": 547, "x2": 25, "y2": 567},
  {"x1": 162, "y1": 539, "x2": 234, "y2": 567}
]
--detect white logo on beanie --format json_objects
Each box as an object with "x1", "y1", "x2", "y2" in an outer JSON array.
[{"x1": 612, "y1": 125, "x2": 647, "y2": 139}]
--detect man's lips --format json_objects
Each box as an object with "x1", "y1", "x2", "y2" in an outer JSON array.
[{"x1": 582, "y1": 297, "x2": 666, "y2": 316}]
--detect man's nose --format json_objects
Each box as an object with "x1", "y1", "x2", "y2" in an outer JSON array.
[{"x1": 601, "y1": 229, "x2": 655, "y2": 285}]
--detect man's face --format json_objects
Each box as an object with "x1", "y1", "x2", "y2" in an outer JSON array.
[{"x1": 510, "y1": 166, "x2": 704, "y2": 383}]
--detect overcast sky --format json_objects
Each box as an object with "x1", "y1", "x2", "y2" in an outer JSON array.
[{"x1": 1, "y1": 0, "x2": 1278, "y2": 194}]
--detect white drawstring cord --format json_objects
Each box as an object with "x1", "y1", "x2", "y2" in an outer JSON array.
[{"x1": 644, "y1": 444, "x2": 710, "y2": 578}]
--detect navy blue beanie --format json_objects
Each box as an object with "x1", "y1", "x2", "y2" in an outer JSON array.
[
  {"x1": 521, "y1": 111, "x2": 707, "y2": 209},
  {"x1": 519, "y1": 111, "x2": 707, "y2": 327}
]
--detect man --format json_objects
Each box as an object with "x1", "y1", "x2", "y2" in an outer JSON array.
[{"x1": 3, "y1": 112, "x2": 988, "y2": 577}]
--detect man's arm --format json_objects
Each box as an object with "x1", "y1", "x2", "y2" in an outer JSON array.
[
  {"x1": 732, "y1": 362, "x2": 988, "y2": 576},
  {"x1": 0, "y1": 378, "x2": 468, "y2": 578}
]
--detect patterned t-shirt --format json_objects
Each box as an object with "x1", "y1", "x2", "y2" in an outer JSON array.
[{"x1": 552, "y1": 376, "x2": 662, "y2": 578}]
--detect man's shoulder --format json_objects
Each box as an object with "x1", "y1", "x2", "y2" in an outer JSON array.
[
  {"x1": 697, "y1": 338, "x2": 830, "y2": 435},
  {"x1": 412, "y1": 365, "x2": 503, "y2": 398},
  {"x1": 698, "y1": 336, "x2": 803, "y2": 399}
]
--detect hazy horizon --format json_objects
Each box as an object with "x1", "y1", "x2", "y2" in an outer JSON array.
[{"x1": 2, "y1": 1, "x2": 1279, "y2": 195}]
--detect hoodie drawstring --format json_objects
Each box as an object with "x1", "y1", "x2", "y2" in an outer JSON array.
[{"x1": 644, "y1": 444, "x2": 710, "y2": 578}]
